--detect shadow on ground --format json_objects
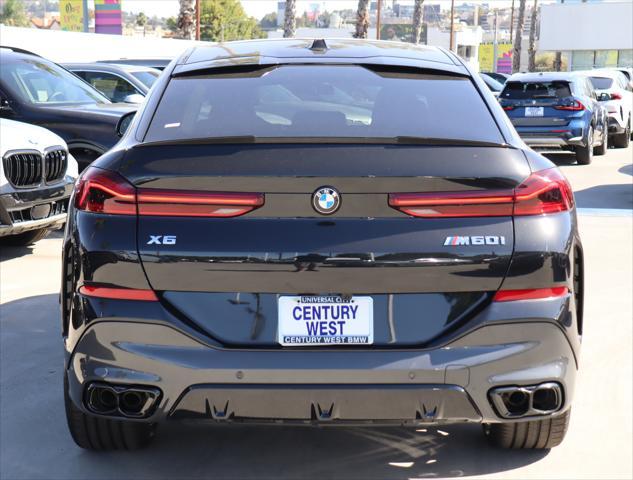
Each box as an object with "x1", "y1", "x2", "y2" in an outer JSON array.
[
  {"x1": 574, "y1": 183, "x2": 633, "y2": 210},
  {"x1": 0, "y1": 229, "x2": 64, "y2": 262},
  {"x1": 1, "y1": 294, "x2": 548, "y2": 480}
]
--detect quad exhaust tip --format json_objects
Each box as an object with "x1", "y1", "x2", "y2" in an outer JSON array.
[
  {"x1": 489, "y1": 382, "x2": 563, "y2": 419},
  {"x1": 85, "y1": 383, "x2": 161, "y2": 418}
]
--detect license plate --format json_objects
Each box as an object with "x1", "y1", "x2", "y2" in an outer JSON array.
[
  {"x1": 278, "y1": 296, "x2": 373, "y2": 346},
  {"x1": 525, "y1": 107, "x2": 544, "y2": 117}
]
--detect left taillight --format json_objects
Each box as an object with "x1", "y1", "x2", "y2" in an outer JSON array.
[
  {"x1": 74, "y1": 167, "x2": 136, "y2": 215},
  {"x1": 74, "y1": 167, "x2": 264, "y2": 217},
  {"x1": 553, "y1": 100, "x2": 584, "y2": 111},
  {"x1": 388, "y1": 168, "x2": 574, "y2": 218}
]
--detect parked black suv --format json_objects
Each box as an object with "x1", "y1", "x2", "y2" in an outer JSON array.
[{"x1": 0, "y1": 47, "x2": 135, "y2": 171}]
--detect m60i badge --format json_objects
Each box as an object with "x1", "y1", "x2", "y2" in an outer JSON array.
[{"x1": 444, "y1": 235, "x2": 506, "y2": 246}]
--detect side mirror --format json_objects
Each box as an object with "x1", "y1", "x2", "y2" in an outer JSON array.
[
  {"x1": 597, "y1": 92, "x2": 611, "y2": 102},
  {"x1": 0, "y1": 97, "x2": 13, "y2": 114},
  {"x1": 122, "y1": 94, "x2": 144, "y2": 104},
  {"x1": 116, "y1": 111, "x2": 136, "y2": 137}
]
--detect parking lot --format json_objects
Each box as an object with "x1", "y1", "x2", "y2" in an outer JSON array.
[{"x1": 0, "y1": 143, "x2": 631, "y2": 480}]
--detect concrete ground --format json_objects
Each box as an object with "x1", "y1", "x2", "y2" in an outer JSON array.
[{"x1": 1, "y1": 145, "x2": 631, "y2": 480}]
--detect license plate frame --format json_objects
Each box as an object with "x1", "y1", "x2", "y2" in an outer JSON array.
[
  {"x1": 524, "y1": 106, "x2": 544, "y2": 117},
  {"x1": 278, "y1": 295, "x2": 374, "y2": 346}
]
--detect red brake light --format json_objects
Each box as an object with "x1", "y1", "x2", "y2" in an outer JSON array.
[
  {"x1": 554, "y1": 100, "x2": 584, "y2": 111},
  {"x1": 493, "y1": 287, "x2": 568, "y2": 302},
  {"x1": 388, "y1": 168, "x2": 573, "y2": 218},
  {"x1": 137, "y1": 190, "x2": 264, "y2": 217},
  {"x1": 611, "y1": 93, "x2": 622, "y2": 100},
  {"x1": 79, "y1": 285, "x2": 158, "y2": 301},
  {"x1": 388, "y1": 190, "x2": 514, "y2": 218},
  {"x1": 503, "y1": 106, "x2": 515, "y2": 111},
  {"x1": 513, "y1": 168, "x2": 574, "y2": 215},
  {"x1": 74, "y1": 167, "x2": 264, "y2": 217},
  {"x1": 74, "y1": 167, "x2": 136, "y2": 215}
]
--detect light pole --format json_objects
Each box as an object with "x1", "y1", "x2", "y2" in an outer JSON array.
[
  {"x1": 376, "y1": 0, "x2": 381, "y2": 40},
  {"x1": 195, "y1": 0, "x2": 201, "y2": 40},
  {"x1": 449, "y1": 0, "x2": 455, "y2": 52}
]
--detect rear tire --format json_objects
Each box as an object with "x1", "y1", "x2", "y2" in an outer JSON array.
[
  {"x1": 484, "y1": 410, "x2": 571, "y2": 449},
  {"x1": 575, "y1": 127, "x2": 593, "y2": 165},
  {"x1": 0, "y1": 228, "x2": 49, "y2": 246},
  {"x1": 64, "y1": 373, "x2": 156, "y2": 451},
  {"x1": 594, "y1": 128, "x2": 608, "y2": 156},
  {"x1": 613, "y1": 118, "x2": 630, "y2": 148}
]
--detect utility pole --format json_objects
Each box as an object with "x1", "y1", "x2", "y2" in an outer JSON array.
[
  {"x1": 510, "y1": 0, "x2": 515, "y2": 43},
  {"x1": 195, "y1": 0, "x2": 201, "y2": 40},
  {"x1": 376, "y1": 0, "x2": 381, "y2": 40},
  {"x1": 493, "y1": 9, "x2": 499, "y2": 73},
  {"x1": 449, "y1": 0, "x2": 455, "y2": 51}
]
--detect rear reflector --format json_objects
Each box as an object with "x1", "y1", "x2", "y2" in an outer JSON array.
[
  {"x1": 74, "y1": 168, "x2": 264, "y2": 217},
  {"x1": 79, "y1": 285, "x2": 158, "y2": 301},
  {"x1": 493, "y1": 287, "x2": 568, "y2": 302},
  {"x1": 389, "y1": 168, "x2": 574, "y2": 218}
]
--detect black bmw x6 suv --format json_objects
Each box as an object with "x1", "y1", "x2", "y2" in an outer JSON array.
[{"x1": 62, "y1": 39, "x2": 583, "y2": 451}]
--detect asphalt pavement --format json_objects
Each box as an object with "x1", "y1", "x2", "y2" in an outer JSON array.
[{"x1": 1, "y1": 145, "x2": 631, "y2": 480}]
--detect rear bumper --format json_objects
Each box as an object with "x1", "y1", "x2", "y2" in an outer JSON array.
[
  {"x1": 66, "y1": 313, "x2": 578, "y2": 425},
  {"x1": 607, "y1": 116, "x2": 626, "y2": 134}
]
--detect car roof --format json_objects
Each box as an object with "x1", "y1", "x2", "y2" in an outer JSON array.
[
  {"x1": 582, "y1": 69, "x2": 626, "y2": 79},
  {"x1": 173, "y1": 38, "x2": 466, "y2": 76},
  {"x1": 63, "y1": 62, "x2": 159, "y2": 73},
  {"x1": 505, "y1": 71, "x2": 583, "y2": 83}
]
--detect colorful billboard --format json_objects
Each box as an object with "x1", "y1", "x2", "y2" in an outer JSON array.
[
  {"x1": 95, "y1": 0, "x2": 122, "y2": 35},
  {"x1": 479, "y1": 43, "x2": 513, "y2": 74},
  {"x1": 60, "y1": 0, "x2": 84, "y2": 32}
]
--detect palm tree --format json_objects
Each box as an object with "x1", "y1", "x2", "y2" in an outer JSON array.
[
  {"x1": 354, "y1": 0, "x2": 370, "y2": 39},
  {"x1": 412, "y1": 0, "x2": 425, "y2": 44},
  {"x1": 512, "y1": 0, "x2": 526, "y2": 73},
  {"x1": 177, "y1": 0, "x2": 195, "y2": 40},
  {"x1": 528, "y1": 0, "x2": 538, "y2": 72},
  {"x1": 283, "y1": 0, "x2": 296, "y2": 38}
]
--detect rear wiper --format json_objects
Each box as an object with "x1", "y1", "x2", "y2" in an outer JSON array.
[{"x1": 393, "y1": 136, "x2": 510, "y2": 148}]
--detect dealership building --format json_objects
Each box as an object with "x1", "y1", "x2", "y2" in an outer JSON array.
[{"x1": 539, "y1": 1, "x2": 633, "y2": 70}]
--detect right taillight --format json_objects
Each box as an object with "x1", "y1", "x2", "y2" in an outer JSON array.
[
  {"x1": 388, "y1": 168, "x2": 574, "y2": 218},
  {"x1": 513, "y1": 168, "x2": 574, "y2": 216},
  {"x1": 611, "y1": 93, "x2": 622, "y2": 100},
  {"x1": 74, "y1": 167, "x2": 264, "y2": 217}
]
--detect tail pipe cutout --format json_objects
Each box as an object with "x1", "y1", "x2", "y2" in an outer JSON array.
[
  {"x1": 489, "y1": 382, "x2": 563, "y2": 418},
  {"x1": 85, "y1": 383, "x2": 162, "y2": 418}
]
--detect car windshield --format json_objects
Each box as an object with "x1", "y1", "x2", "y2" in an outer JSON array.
[
  {"x1": 145, "y1": 65, "x2": 503, "y2": 144},
  {"x1": 501, "y1": 81, "x2": 572, "y2": 100},
  {"x1": 0, "y1": 57, "x2": 110, "y2": 105},
  {"x1": 589, "y1": 77, "x2": 614, "y2": 90},
  {"x1": 132, "y1": 70, "x2": 159, "y2": 88}
]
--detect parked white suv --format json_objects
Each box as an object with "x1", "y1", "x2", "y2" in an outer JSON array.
[
  {"x1": 1, "y1": 119, "x2": 78, "y2": 245},
  {"x1": 586, "y1": 69, "x2": 633, "y2": 148}
]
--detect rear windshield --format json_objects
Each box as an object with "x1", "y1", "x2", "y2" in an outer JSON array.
[
  {"x1": 500, "y1": 81, "x2": 572, "y2": 100},
  {"x1": 145, "y1": 65, "x2": 503, "y2": 143},
  {"x1": 588, "y1": 77, "x2": 613, "y2": 90}
]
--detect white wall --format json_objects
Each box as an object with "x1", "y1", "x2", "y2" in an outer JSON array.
[
  {"x1": 0, "y1": 26, "x2": 207, "y2": 63},
  {"x1": 540, "y1": 2, "x2": 633, "y2": 51}
]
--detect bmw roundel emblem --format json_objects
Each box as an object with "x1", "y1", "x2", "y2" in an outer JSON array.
[{"x1": 312, "y1": 186, "x2": 341, "y2": 215}]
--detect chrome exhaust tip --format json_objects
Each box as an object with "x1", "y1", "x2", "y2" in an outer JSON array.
[
  {"x1": 489, "y1": 382, "x2": 563, "y2": 419},
  {"x1": 84, "y1": 383, "x2": 161, "y2": 418}
]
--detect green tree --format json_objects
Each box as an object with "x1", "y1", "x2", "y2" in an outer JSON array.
[
  {"x1": 166, "y1": 16, "x2": 178, "y2": 33},
  {"x1": 200, "y1": 0, "x2": 265, "y2": 42},
  {"x1": 0, "y1": 0, "x2": 29, "y2": 27},
  {"x1": 136, "y1": 12, "x2": 148, "y2": 27},
  {"x1": 259, "y1": 12, "x2": 277, "y2": 30}
]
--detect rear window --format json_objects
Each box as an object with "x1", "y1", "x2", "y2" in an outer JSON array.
[
  {"x1": 589, "y1": 77, "x2": 614, "y2": 90},
  {"x1": 501, "y1": 81, "x2": 572, "y2": 100},
  {"x1": 145, "y1": 65, "x2": 503, "y2": 143}
]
